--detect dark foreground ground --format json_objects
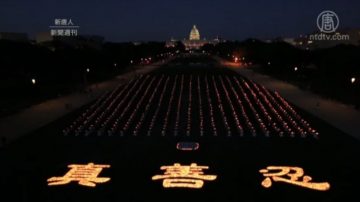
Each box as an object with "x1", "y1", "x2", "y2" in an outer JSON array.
[{"x1": 1, "y1": 56, "x2": 359, "y2": 202}]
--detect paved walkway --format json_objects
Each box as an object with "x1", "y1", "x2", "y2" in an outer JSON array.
[
  {"x1": 0, "y1": 62, "x2": 164, "y2": 145},
  {"x1": 229, "y1": 65, "x2": 360, "y2": 140}
]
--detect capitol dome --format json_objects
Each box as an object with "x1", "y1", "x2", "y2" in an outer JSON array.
[{"x1": 189, "y1": 25, "x2": 200, "y2": 40}]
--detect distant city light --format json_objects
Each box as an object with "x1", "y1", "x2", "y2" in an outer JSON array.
[
  {"x1": 86, "y1": 68, "x2": 90, "y2": 73},
  {"x1": 114, "y1": 63, "x2": 117, "y2": 67},
  {"x1": 268, "y1": 62, "x2": 271, "y2": 65},
  {"x1": 294, "y1": 67, "x2": 298, "y2": 71},
  {"x1": 130, "y1": 60, "x2": 133, "y2": 64},
  {"x1": 351, "y1": 77, "x2": 356, "y2": 84},
  {"x1": 31, "y1": 78, "x2": 36, "y2": 85}
]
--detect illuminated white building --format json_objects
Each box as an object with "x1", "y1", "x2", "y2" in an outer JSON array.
[
  {"x1": 183, "y1": 25, "x2": 207, "y2": 50},
  {"x1": 166, "y1": 25, "x2": 225, "y2": 50},
  {"x1": 165, "y1": 37, "x2": 177, "y2": 48},
  {"x1": 189, "y1": 25, "x2": 201, "y2": 40}
]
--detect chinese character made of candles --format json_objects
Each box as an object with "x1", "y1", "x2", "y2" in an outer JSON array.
[
  {"x1": 47, "y1": 163, "x2": 110, "y2": 187},
  {"x1": 259, "y1": 166, "x2": 330, "y2": 191},
  {"x1": 152, "y1": 163, "x2": 217, "y2": 189}
]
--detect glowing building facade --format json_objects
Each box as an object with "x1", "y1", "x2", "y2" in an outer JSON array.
[
  {"x1": 183, "y1": 25, "x2": 207, "y2": 50},
  {"x1": 189, "y1": 25, "x2": 201, "y2": 40},
  {"x1": 166, "y1": 25, "x2": 225, "y2": 51}
]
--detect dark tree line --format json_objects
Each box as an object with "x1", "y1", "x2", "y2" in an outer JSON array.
[
  {"x1": 203, "y1": 40, "x2": 360, "y2": 107},
  {"x1": 0, "y1": 39, "x2": 170, "y2": 116}
]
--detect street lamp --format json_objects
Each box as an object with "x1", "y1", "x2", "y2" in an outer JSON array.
[
  {"x1": 294, "y1": 67, "x2": 298, "y2": 71},
  {"x1": 31, "y1": 78, "x2": 36, "y2": 85},
  {"x1": 351, "y1": 77, "x2": 356, "y2": 84},
  {"x1": 83, "y1": 68, "x2": 90, "y2": 90}
]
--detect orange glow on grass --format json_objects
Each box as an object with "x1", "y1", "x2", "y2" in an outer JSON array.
[
  {"x1": 47, "y1": 163, "x2": 110, "y2": 187},
  {"x1": 259, "y1": 166, "x2": 330, "y2": 191},
  {"x1": 152, "y1": 163, "x2": 217, "y2": 189}
]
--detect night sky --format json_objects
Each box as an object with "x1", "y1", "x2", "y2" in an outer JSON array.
[{"x1": 1, "y1": 0, "x2": 359, "y2": 42}]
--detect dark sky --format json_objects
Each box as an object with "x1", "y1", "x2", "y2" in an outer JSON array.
[{"x1": 0, "y1": 0, "x2": 359, "y2": 42}]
